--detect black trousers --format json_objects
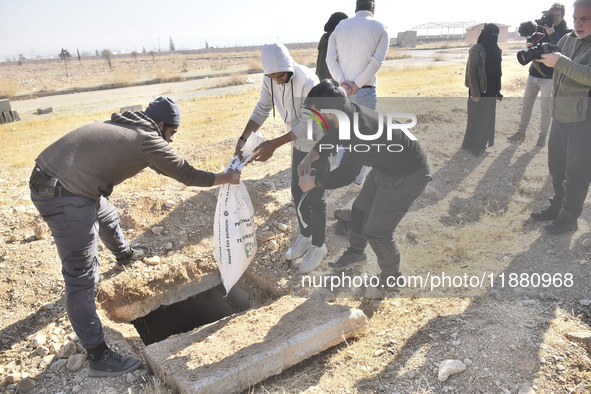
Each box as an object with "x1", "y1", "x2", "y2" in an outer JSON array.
[
  {"x1": 350, "y1": 165, "x2": 431, "y2": 282},
  {"x1": 291, "y1": 148, "x2": 329, "y2": 247},
  {"x1": 547, "y1": 119, "x2": 591, "y2": 220}
]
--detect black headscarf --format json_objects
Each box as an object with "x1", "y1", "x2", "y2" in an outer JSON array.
[
  {"x1": 478, "y1": 23, "x2": 502, "y2": 94},
  {"x1": 324, "y1": 12, "x2": 348, "y2": 33},
  {"x1": 477, "y1": 24, "x2": 501, "y2": 66}
]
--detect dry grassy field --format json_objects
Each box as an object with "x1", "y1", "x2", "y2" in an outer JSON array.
[{"x1": 2, "y1": 45, "x2": 591, "y2": 393}]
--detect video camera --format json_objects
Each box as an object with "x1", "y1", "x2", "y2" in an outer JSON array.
[{"x1": 516, "y1": 12, "x2": 558, "y2": 65}]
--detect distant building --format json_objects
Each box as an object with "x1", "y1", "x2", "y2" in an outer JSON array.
[
  {"x1": 465, "y1": 23, "x2": 510, "y2": 44},
  {"x1": 411, "y1": 21, "x2": 476, "y2": 43}
]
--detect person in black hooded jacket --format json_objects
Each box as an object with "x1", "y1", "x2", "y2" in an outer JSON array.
[
  {"x1": 316, "y1": 12, "x2": 348, "y2": 81},
  {"x1": 462, "y1": 23, "x2": 503, "y2": 155}
]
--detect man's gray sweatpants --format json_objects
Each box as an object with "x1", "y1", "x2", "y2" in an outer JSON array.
[
  {"x1": 30, "y1": 189, "x2": 130, "y2": 349},
  {"x1": 349, "y1": 165, "x2": 431, "y2": 285}
]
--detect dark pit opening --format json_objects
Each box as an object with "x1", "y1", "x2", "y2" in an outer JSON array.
[{"x1": 133, "y1": 284, "x2": 251, "y2": 345}]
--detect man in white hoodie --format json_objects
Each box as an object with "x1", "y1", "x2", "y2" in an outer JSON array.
[{"x1": 234, "y1": 43, "x2": 327, "y2": 273}]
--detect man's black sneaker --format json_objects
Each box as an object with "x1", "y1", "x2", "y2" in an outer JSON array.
[
  {"x1": 536, "y1": 135, "x2": 546, "y2": 147},
  {"x1": 88, "y1": 350, "x2": 141, "y2": 377},
  {"x1": 544, "y1": 219, "x2": 578, "y2": 235},
  {"x1": 531, "y1": 206, "x2": 559, "y2": 221},
  {"x1": 329, "y1": 248, "x2": 367, "y2": 271},
  {"x1": 116, "y1": 246, "x2": 149, "y2": 269}
]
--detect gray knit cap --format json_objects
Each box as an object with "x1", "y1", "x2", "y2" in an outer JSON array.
[{"x1": 145, "y1": 96, "x2": 181, "y2": 126}]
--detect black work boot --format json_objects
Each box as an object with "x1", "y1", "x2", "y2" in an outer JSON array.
[
  {"x1": 329, "y1": 248, "x2": 367, "y2": 271},
  {"x1": 116, "y1": 246, "x2": 149, "y2": 269},
  {"x1": 531, "y1": 206, "x2": 559, "y2": 221},
  {"x1": 507, "y1": 131, "x2": 525, "y2": 143},
  {"x1": 536, "y1": 134, "x2": 547, "y2": 147},
  {"x1": 544, "y1": 211, "x2": 578, "y2": 235},
  {"x1": 88, "y1": 349, "x2": 141, "y2": 377}
]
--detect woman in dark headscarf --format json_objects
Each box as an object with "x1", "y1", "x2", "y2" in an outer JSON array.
[
  {"x1": 462, "y1": 23, "x2": 503, "y2": 155},
  {"x1": 316, "y1": 12, "x2": 348, "y2": 81}
]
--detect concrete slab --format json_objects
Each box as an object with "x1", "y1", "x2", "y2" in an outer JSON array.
[
  {"x1": 106, "y1": 271, "x2": 222, "y2": 321},
  {"x1": 0, "y1": 99, "x2": 11, "y2": 112},
  {"x1": 144, "y1": 296, "x2": 367, "y2": 393}
]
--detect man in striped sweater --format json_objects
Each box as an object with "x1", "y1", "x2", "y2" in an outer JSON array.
[
  {"x1": 326, "y1": 0, "x2": 389, "y2": 184},
  {"x1": 326, "y1": 0, "x2": 389, "y2": 110}
]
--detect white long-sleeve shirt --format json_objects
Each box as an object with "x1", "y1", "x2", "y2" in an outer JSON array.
[{"x1": 326, "y1": 10, "x2": 389, "y2": 89}]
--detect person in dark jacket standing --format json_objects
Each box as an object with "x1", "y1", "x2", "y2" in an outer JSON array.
[
  {"x1": 298, "y1": 80, "x2": 431, "y2": 299},
  {"x1": 530, "y1": 0, "x2": 591, "y2": 234},
  {"x1": 462, "y1": 23, "x2": 503, "y2": 155},
  {"x1": 316, "y1": 12, "x2": 348, "y2": 81},
  {"x1": 29, "y1": 96, "x2": 239, "y2": 377},
  {"x1": 508, "y1": 3, "x2": 570, "y2": 146}
]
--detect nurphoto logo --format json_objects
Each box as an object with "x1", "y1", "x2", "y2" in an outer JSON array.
[{"x1": 304, "y1": 108, "x2": 418, "y2": 153}]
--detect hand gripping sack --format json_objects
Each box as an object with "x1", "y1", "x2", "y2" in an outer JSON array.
[{"x1": 214, "y1": 132, "x2": 264, "y2": 293}]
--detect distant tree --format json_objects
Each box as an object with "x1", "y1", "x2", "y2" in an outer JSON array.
[
  {"x1": 58, "y1": 49, "x2": 71, "y2": 76},
  {"x1": 169, "y1": 36, "x2": 175, "y2": 52},
  {"x1": 95, "y1": 49, "x2": 100, "y2": 57},
  {"x1": 205, "y1": 40, "x2": 209, "y2": 51},
  {"x1": 76, "y1": 48, "x2": 81, "y2": 64},
  {"x1": 148, "y1": 50, "x2": 155, "y2": 62},
  {"x1": 101, "y1": 49, "x2": 113, "y2": 69},
  {"x1": 18, "y1": 54, "x2": 25, "y2": 66},
  {"x1": 131, "y1": 51, "x2": 138, "y2": 63},
  {"x1": 142, "y1": 46, "x2": 146, "y2": 54}
]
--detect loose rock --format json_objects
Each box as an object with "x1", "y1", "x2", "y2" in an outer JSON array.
[
  {"x1": 144, "y1": 256, "x2": 161, "y2": 265},
  {"x1": 438, "y1": 359, "x2": 466, "y2": 382},
  {"x1": 66, "y1": 354, "x2": 85, "y2": 372}
]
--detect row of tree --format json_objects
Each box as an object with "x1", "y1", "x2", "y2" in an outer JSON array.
[{"x1": 55, "y1": 36, "x2": 177, "y2": 76}]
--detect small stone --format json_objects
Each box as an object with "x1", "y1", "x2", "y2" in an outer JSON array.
[
  {"x1": 178, "y1": 230, "x2": 189, "y2": 245},
  {"x1": 374, "y1": 349, "x2": 385, "y2": 357},
  {"x1": 144, "y1": 256, "x2": 161, "y2": 265},
  {"x1": 6, "y1": 373, "x2": 19, "y2": 384},
  {"x1": 463, "y1": 358, "x2": 473, "y2": 366},
  {"x1": 41, "y1": 302, "x2": 54, "y2": 311},
  {"x1": 277, "y1": 223, "x2": 288, "y2": 232},
  {"x1": 438, "y1": 360, "x2": 466, "y2": 382},
  {"x1": 126, "y1": 372, "x2": 137, "y2": 383},
  {"x1": 36, "y1": 346, "x2": 50, "y2": 357},
  {"x1": 29, "y1": 334, "x2": 46, "y2": 348},
  {"x1": 151, "y1": 226, "x2": 164, "y2": 235},
  {"x1": 256, "y1": 231, "x2": 275, "y2": 242},
  {"x1": 34, "y1": 225, "x2": 46, "y2": 240},
  {"x1": 267, "y1": 240, "x2": 279, "y2": 251},
  {"x1": 164, "y1": 200, "x2": 176, "y2": 209},
  {"x1": 8, "y1": 234, "x2": 19, "y2": 243},
  {"x1": 17, "y1": 378, "x2": 36, "y2": 393},
  {"x1": 581, "y1": 238, "x2": 591, "y2": 250},
  {"x1": 579, "y1": 299, "x2": 591, "y2": 306},
  {"x1": 72, "y1": 385, "x2": 83, "y2": 393},
  {"x1": 39, "y1": 354, "x2": 55, "y2": 369},
  {"x1": 48, "y1": 358, "x2": 67, "y2": 372},
  {"x1": 164, "y1": 242, "x2": 173, "y2": 250},
  {"x1": 58, "y1": 341, "x2": 77, "y2": 358},
  {"x1": 66, "y1": 354, "x2": 85, "y2": 371},
  {"x1": 451, "y1": 340, "x2": 461, "y2": 346}
]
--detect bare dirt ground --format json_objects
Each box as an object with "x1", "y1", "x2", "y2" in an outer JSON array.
[{"x1": 1, "y1": 46, "x2": 591, "y2": 394}]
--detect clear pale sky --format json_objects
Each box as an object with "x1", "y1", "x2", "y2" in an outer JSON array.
[{"x1": 0, "y1": 0, "x2": 576, "y2": 59}]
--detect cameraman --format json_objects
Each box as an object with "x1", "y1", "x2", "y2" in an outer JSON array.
[
  {"x1": 508, "y1": 3, "x2": 570, "y2": 146},
  {"x1": 531, "y1": 0, "x2": 591, "y2": 234}
]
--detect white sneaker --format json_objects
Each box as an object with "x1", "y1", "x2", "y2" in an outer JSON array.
[
  {"x1": 285, "y1": 234, "x2": 311, "y2": 261},
  {"x1": 299, "y1": 244, "x2": 328, "y2": 274}
]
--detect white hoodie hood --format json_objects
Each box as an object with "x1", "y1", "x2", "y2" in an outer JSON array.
[
  {"x1": 261, "y1": 43, "x2": 294, "y2": 75},
  {"x1": 250, "y1": 43, "x2": 321, "y2": 152}
]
